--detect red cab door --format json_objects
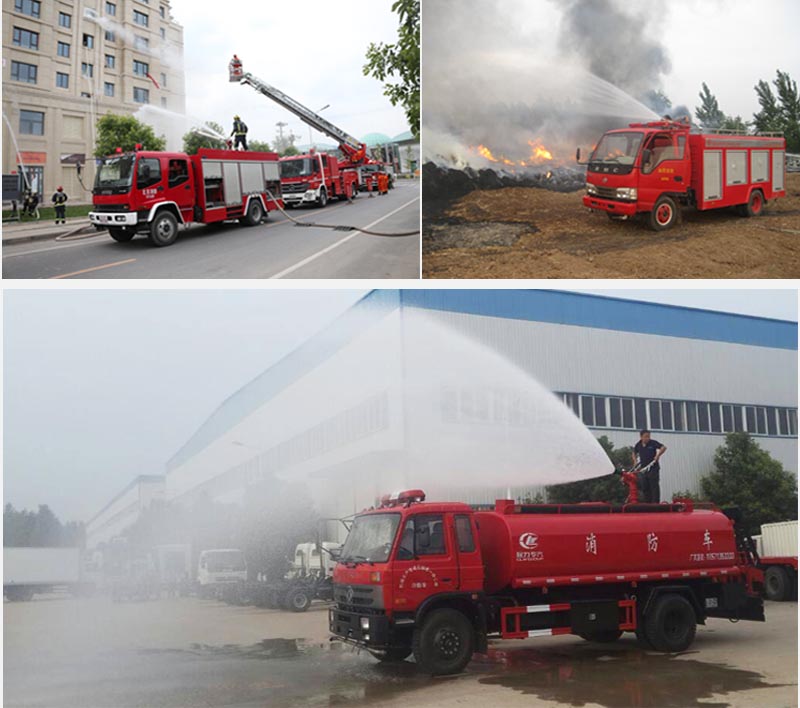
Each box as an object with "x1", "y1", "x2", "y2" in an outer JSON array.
[
  {"x1": 164, "y1": 157, "x2": 194, "y2": 222},
  {"x1": 638, "y1": 131, "x2": 691, "y2": 209}
]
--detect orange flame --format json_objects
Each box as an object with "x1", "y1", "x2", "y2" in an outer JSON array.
[
  {"x1": 527, "y1": 139, "x2": 554, "y2": 162},
  {"x1": 471, "y1": 139, "x2": 555, "y2": 168}
]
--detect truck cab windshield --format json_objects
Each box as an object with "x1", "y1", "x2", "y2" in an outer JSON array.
[
  {"x1": 204, "y1": 551, "x2": 245, "y2": 572},
  {"x1": 340, "y1": 513, "x2": 400, "y2": 564},
  {"x1": 591, "y1": 132, "x2": 644, "y2": 166},
  {"x1": 94, "y1": 155, "x2": 135, "y2": 194},
  {"x1": 280, "y1": 158, "x2": 316, "y2": 178}
]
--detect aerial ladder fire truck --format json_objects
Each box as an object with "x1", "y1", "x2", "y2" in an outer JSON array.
[{"x1": 228, "y1": 55, "x2": 389, "y2": 207}]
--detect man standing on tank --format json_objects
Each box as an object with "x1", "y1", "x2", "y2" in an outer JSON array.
[{"x1": 632, "y1": 429, "x2": 667, "y2": 503}]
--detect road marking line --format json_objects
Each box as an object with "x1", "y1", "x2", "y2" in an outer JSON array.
[
  {"x1": 269, "y1": 196, "x2": 420, "y2": 279},
  {"x1": 49, "y1": 258, "x2": 137, "y2": 279}
]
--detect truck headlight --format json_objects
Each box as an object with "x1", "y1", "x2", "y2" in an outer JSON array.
[
  {"x1": 360, "y1": 617, "x2": 370, "y2": 630},
  {"x1": 615, "y1": 187, "x2": 637, "y2": 200},
  {"x1": 586, "y1": 183, "x2": 598, "y2": 195}
]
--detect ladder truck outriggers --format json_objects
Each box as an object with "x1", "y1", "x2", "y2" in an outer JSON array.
[{"x1": 229, "y1": 55, "x2": 388, "y2": 208}]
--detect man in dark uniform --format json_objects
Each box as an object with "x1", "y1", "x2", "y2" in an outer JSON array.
[
  {"x1": 52, "y1": 186, "x2": 68, "y2": 224},
  {"x1": 231, "y1": 115, "x2": 248, "y2": 150},
  {"x1": 632, "y1": 429, "x2": 667, "y2": 503}
]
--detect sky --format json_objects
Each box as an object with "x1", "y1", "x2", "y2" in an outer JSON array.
[
  {"x1": 165, "y1": 0, "x2": 410, "y2": 148},
  {"x1": 3, "y1": 288, "x2": 796, "y2": 523}
]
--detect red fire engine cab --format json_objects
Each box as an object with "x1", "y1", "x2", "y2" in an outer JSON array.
[
  {"x1": 330, "y1": 489, "x2": 765, "y2": 675},
  {"x1": 579, "y1": 120, "x2": 786, "y2": 230},
  {"x1": 89, "y1": 147, "x2": 282, "y2": 246},
  {"x1": 279, "y1": 150, "x2": 359, "y2": 208}
]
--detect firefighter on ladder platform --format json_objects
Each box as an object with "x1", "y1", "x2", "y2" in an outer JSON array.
[{"x1": 231, "y1": 115, "x2": 248, "y2": 150}]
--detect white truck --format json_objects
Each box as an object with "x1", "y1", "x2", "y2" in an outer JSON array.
[
  {"x1": 753, "y1": 520, "x2": 798, "y2": 601},
  {"x1": 3, "y1": 547, "x2": 90, "y2": 601},
  {"x1": 197, "y1": 548, "x2": 247, "y2": 598}
]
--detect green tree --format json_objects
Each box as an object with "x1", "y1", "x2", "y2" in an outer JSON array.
[
  {"x1": 94, "y1": 114, "x2": 166, "y2": 157},
  {"x1": 364, "y1": 0, "x2": 420, "y2": 136},
  {"x1": 699, "y1": 433, "x2": 797, "y2": 536},
  {"x1": 248, "y1": 140, "x2": 271, "y2": 153},
  {"x1": 720, "y1": 115, "x2": 749, "y2": 132},
  {"x1": 753, "y1": 79, "x2": 783, "y2": 134},
  {"x1": 280, "y1": 145, "x2": 300, "y2": 157},
  {"x1": 546, "y1": 436, "x2": 632, "y2": 504},
  {"x1": 695, "y1": 82, "x2": 726, "y2": 130},
  {"x1": 182, "y1": 121, "x2": 226, "y2": 155}
]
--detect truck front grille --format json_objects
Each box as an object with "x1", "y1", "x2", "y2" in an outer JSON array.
[
  {"x1": 593, "y1": 186, "x2": 619, "y2": 199},
  {"x1": 92, "y1": 203, "x2": 130, "y2": 212},
  {"x1": 282, "y1": 182, "x2": 310, "y2": 194},
  {"x1": 333, "y1": 583, "x2": 383, "y2": 610}
]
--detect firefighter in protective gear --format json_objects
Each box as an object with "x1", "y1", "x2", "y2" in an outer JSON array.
[
  {"x1": 231, "y1": 115, "x2": 248, "y2": 150},
  {"x1": 52, "y1": 186, "x2": 68, "y2": 224}
]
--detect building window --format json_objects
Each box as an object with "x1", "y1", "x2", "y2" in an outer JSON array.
[
  {"x1": 82, "y1": 63, "x2": 94, "y2": 78},
  {"x1": 673, "y1": 401, "x2": 684, "y2": 431},
  {"x1": 160, "y1": 97, "x2": 167, "y2": 107},
  {"x1": 733, "y1": 406, "x2": 744, "y2": 432},
  {"x1": 133, "y1": 87, "x2": 150, "y2": 104},
  {"x1": 594, "y1": 397, "x2": 607, "y2": 427},
  {"x1": 57, "y1": 41, "x2": 70, "y2": 58},
  {"x1": 133, "y1": 10, "x2": 149, "y2": 26},
  {"x1": 709, "y1": 404, "x2": 722, "y2": 433},
  {"x1": 135, "y1": 36, "x2": 149, "y2": 50},
  {"x1": 755, "y1": 407, "x2": 767, "y2": 435},
  {"x1": 56, "y1": 72, "x2": 69, "y2": 89},
  {"x1": 104, "y1": 82, "x2": 115, "y2": 97},
  {"x1": 696, "y1": 402, "x2": 710, "y2": 432},
  {"x1": 580, "y1": 395, "x2": 595, "y2": 426},
  {"x1": 12, "y1": 27, "x2": 39, "y2": 50},
  {"x1": 685, "y1": 401, "x2": 698, "y2": 432},
  {"x1": 105, "y1": 30, "x2": 116, "y2": 42},
  {"x1": 19, "y1": 109, "x2": 44, "y2": 136},
  {"x1": 81, "y1": 91, "x2": 91, "y2": 98},
  {"x1": 160, "y1": 5, "x2": 166, "y2": 17},
  {"x1": 105, "y1": 54, "x2": 116, "y2": 69},
  {"x1": 160, "y1": 72, "x2": 167, "y2": 87},
  {"x1": 105, "y1": 1, "x2": 116, "y2": 15},
  {"x1": 160, "y1": 27, "x2": 166, "y2": 39},
  {"x1": 83, "y1": 34, "x2": 94, "y2": 49},
  {"x1": 58, "y1": 11, "x2": 71, "y2": 27},
  {"x1": 721, "y1": 404, "x2": 734, "y2": 433},
  {"x1": 11, "y1": 61, "x2": 37, "y2": 84},
  {"x1": 133, "y1": 60, "x2": 149, "y2": 76},
  {"x1": 15, "y1": 0, "x2": 40, "y2": 18},
  {"x1": 789, "y1": 410, "x2": 798, "y2": 437},
  {"x1": 660, "y1": 401, "x2": 673, "y2": 430}
]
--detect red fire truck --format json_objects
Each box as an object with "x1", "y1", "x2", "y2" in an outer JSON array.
[
  {"x1": 329, "y1": 489, "x2": 765, "y2": 675},
  {"x1": 579, "y1": 120, "x2": 786, "y2": 230},
  {"x1": 89, "y1": 147, "x2": 282, "y2": 246},
  {"x1": 279, "y1": 150, "x2": 359, "y2": 208}
]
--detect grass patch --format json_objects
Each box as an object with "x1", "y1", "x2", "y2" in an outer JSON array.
[{"x1": 3, "y1": 204, "x2": 93, "y2": 222}]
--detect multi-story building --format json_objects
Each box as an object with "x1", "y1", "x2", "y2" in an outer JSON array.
[{"x1": 2, "y1": 0, "x2": 185, "y2": 201}]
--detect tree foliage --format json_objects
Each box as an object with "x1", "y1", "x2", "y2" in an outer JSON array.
[
  {"x1": 248, "y1": 140, "x2": 271, "y2": 153},
  {"x1": 546, "y1": 436, "x2": 632, "y2": 504},
  {"x1": 695, "y1": 82, "x2": 725, "y2": 130},
  {"x1": 363, "y1": 0, "x2": 420, "y2": 137},
  {"x1": 94, "y1": 114, "x2": 166, "y2": 157},
  {"x1": 753, "y1": 70, "x2": 800, "y2": 151},
  {"x1": 698, "y1": 433, "x2": 797, "y2": 536},
  {"x1": 182, "y1": 121, "x2": 226, "y2": 155},
  {"x1": 4, "y1": 504, "x2": 85, "y2": 547}
]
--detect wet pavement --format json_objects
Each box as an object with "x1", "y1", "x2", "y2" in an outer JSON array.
[{"x1": 4, "y1": 596, "x2": 797, "y2": 707}]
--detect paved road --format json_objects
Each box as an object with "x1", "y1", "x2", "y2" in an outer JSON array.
[
  {"x1": 2, "y1": 181, "x2": 420, "y2": 279},
  {"x1": 3, "y1": 595, "x2": 796, "y2": 708}
]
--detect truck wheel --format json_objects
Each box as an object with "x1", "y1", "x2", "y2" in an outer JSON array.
[
  {"x1": 580, "y1": 630, "x2": 623, "y2": 643},
  {"x1": 108, "y1": 228, "x2": 134, "y2": 242},
  {"x1": 286, "y1": 587, "x2": 311, "y2": 612},
  {"x1": 744, "y1": 190, "x2": 765, "y2": 217},
  {"x1": 648, "y1": 196, "x2": 678, "y2": 231},
  {"x1": 318, "y1": 189, "x2": 328, "y2": 208},
  {"x1": 148, "y1": 211, "x2": 179, "y2": 247},
  {"x1": 412, "y1": 608, "x2": 474, "y2": 676},
  {"x1": 241, "y1": 198, "x2": 264, "y2": 226},
  {"x1": 644, "y1": 593, "x2": 696, "y2": 652},
  {"x1": 369, "y1": 648, "x2": 412, "y2": 662},
  {"x1": 765, "y1": 566, "x2": 790, "y2": 601}
]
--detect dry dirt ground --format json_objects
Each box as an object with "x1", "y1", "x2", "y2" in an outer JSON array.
[{"x1": 423, "y1": 173, "x2": 800, "y2": 278}]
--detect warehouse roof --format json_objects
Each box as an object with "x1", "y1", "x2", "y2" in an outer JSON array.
[{"x1": 166, "y1": 290, "x2": 796, "y2": 472}]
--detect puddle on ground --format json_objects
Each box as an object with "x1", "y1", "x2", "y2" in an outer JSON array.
[{"x1": 139, "y1": 638, "x2": 791, "y2": 708}]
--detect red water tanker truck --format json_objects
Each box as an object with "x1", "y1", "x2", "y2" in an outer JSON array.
[
  {"x1": 578, "y1": 119, "x2": 786, "y2": 231},
  {"x1": 89, "y1": 147, "x2": 282, "y2": 246},
  {"x1": 330, "y1": 488, "x2": 765, "y2": 675}
]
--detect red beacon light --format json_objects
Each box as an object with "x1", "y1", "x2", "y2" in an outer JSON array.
[
  {"x1": 134, "y1": 143, "x2": 142, "y2": 151},
  {"x1": 115, "y1": 147, "x2": 123, "y2": 154},
  {"x1": 396, "y1": 489, "x2": 426, "y2": 506}
]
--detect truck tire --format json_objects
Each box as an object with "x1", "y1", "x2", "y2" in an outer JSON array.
[
  {"x1": 412, "y1": 608, "x2": 474, "y2": 676},
  {"x1": 148, "y1": 211, "x2": 179, "y2": 247},
  {"x1": 241, "y1": 198, "x2": 264, "y2": 226},
  {"x1": 318, "y1": 189, "x2": 328, "y2": 208},
  {"x1": 765, "y1": 566, "x2": 790, "y2": 601},
  {"x1": 648, "y1": 196, "x2": 679, "y2": 231},
  {"x1": 285, "y1": 587, "x2": 311, "y2": 612},
  {"x1": 369, "y1": 648, "x2": 412, "y2": 662},
  {"x1": 108, "y1": 227, "x2": 134, "y2": 242},
  {"x1": 744, "y1": 189, "x2": 765, "y2": 217},
  {"x1": 644, "y1": 593, "x2": 696, "y2": 652},
  {"x1": 579, "y1": 630, "x2": 623, "y2": 643}
]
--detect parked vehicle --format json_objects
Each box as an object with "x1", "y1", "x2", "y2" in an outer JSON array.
[
  {"x1": 753, "y1": 520, "x2": 797, "y2": 601},
  {"x1": 280, "y1": 152, "x2": 359, "y2": 207},
  {"x1": 329, "y1": 489, "x2": 764, "y2": 675},
  {"x1": 197, "y1": 548, "x2": 247, "y2": 598},
  {"x1": 3, "y1": 547, "x2": 93, "y2": 601},
  {"x1": 579, "y1": 119, "x2": 786, "y2": 230}
]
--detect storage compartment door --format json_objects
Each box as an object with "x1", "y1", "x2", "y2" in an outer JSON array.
[
  {"x1": 725, "y1": 150, "x2": 747, "y2": 186},
  {"x1": 703, "y1": 150, "x2": 722, "y2": 201},
  {"x1": 223, "y1": 162, "x2": 242, "y2": 206},
  {"x1": 751, "y1": 150, "x2": 769, "y2": 183},
  {"x1": 772, "y1": 150, "x2": 785, "y2": 191}
]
